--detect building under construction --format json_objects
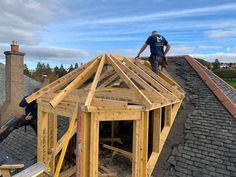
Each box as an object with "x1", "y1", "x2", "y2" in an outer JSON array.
[{"x1": 0, "y1": 44, "x2": 236, "y2": 177}]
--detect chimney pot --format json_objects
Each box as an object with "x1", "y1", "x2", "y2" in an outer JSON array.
[{"x1": 11, "y1": 41, "x2": 19, "y2": 52}]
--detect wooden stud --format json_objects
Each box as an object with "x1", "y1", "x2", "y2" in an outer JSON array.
[
  {"x1": 37, "y1": 106, "x2": 49, "y2": 177},
  {"x1": 85, "y1": 55, "x2": 106, "y2": 107},
  {"x1": 81, "y1": 112, "x2": 91, "y2": 177},
  {"x1": 89, "y1": 113, "x2": 100, "y2": 177},
  {"x1": 140, "y1": 111, "x2": 148, "y2": 177},
  {"x1": 164, "y1": 105, "x2": 172, "y2": 127},
  {"x1": 48, "y1": 113, "x2": 57, "y2": 173},
  {"x1": 152, "y1": 109, "x2": 161, "y2": 153},
  {"x1": 132, "y1": 113, "x2": 142, "y2": 177}
]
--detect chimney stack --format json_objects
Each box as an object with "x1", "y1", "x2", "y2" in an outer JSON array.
[
  {"x1": 0, "y1": 42, "x2": 25, "y2": 125},
  {"x1": 11, "y1": 41, "x2": 19, "y2": 52}
]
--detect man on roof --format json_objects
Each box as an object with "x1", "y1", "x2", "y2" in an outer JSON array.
[{"x1": 135, "y1": 31, "x2": 171, "y2": 74}]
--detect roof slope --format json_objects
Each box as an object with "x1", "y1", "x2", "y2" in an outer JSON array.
[
  {"x1": 0, "y1": 118, "x2": 68, "y2": 167},
  {"x1": 199, "y1": 64, "x2": 236, "y2": 105},
  {"x1": 153, "y1": 57, "x2": 236, "y2": 177},
  {"x1": 0, "y1": 63, "x2": 41, "y2": 106}
]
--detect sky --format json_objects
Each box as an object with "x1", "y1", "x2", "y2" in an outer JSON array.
[{"x1": 0, "y1": 0, "x2": 236, "y2": 68}]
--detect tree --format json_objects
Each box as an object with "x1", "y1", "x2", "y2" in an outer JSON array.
[
  {"x1": 214, "y1": 68, "x2": 236, "y2": 80},
  {"x1": 74, "y1": 63, "x2": 79, "y2": 68},
  {"x1": 212, "y1": 59, "x2": 220, "y2": 70},
  {"x1": 58, "y1": 64, "x2": 67, "y2": 77},
  {"x1": 24, "y1": 64, "x2": 31, "y2": 76},
  {"x1": 69, "y1": 64, "x2": 74, "y2": 72}
]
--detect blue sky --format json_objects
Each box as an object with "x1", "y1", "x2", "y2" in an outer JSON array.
[{"x1": 0, "y1": 0, "x2": 236, "y2": 68}]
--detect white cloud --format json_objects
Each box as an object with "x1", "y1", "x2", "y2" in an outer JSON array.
[
  {"x1": 205, "y1": 28, "x2": 236, "y2": 38},
  {"x1": 0, "y1": 0, "x2": 69, "y2": 44},
  {"x1": 0, "y1": 44, "x2": 89, "y2": 64},
  {"x1": 192, "y1": 53, "x2": 236, "y2": 63},
  {"x1": 74, "y1": 3, "x2": 236, "y2": 25}
]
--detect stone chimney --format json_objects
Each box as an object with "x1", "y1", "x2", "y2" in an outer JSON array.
[{"x1": 0, "y1": 41, "x2": 25, "y2": 125}]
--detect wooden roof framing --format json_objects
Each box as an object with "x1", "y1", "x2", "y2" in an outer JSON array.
[{"x1": 26, "y1": 54, "x2": 185, "y2": 111}]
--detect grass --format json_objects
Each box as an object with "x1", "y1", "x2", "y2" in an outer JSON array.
[{"x1": 223, "y1": 78, "x2": 236, "y2": 89}]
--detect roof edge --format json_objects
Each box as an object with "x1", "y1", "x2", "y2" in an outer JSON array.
[{"x1": 182, "y1": 55, "x2": 236, "y2": 119}]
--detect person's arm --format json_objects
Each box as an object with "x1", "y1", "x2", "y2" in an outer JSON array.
[
  {"x1": 135, "y1": 43, "x2": 148, "y2": 59},
  {"x1": 19, "y1": 96, "x2": 27, "y2": 108},
  {"x1": 164, "y1": 44, "x2": 171, "y2": 56}
]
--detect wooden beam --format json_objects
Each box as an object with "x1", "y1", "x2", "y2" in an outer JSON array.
[
  {"x1": 85, "y1": 55, "x2": 106, "y2": 107},
  {"x1": 26, "y1": 59, "x2": 96, "y2": 103},
  {"x1": 89, "y1": 113, "x2": 100, "y2": 177},
  {"x1": 172, "y1": 101, "x2": 182, "y2": 120},
  {"x1": 59, "y1": 166, "x2": 76, "y2": 177},
  {"x1": 96, "y1": 111, "x2": 141, "y2": 121},
  {"x1": 12, "y1": 162, "x2": 46, "y2": 177},
  {"x1": 0, "y1": 169, "x2": 11, "y2": 177},
  {"x1": 38, "y1": 102, "x2": 74, "y2": 118},
  {"x1": 165, "y1": 105, "x2": 172, "y2": 127},
  {"x1": 50, "y1": 58, "x2": 100, "y2": 108},
  {"x1": 152, "y1": 109, "x2": 161, "y2": 153},
  {"x1": 81, "y1": 112, "x2": 91, "y2": 177},
  {"x1": 147, "y1": 152, "x2": 159, "y2": 177},
  {"x1": 107, "y1": 55, "x2": 152, "y2": 109},
  {"x1": 111, "y1": 56, "x2": 167, "y2": 104},
  {"x1": 92, "y1": 98, "x2": 128, "y2": 109},
  {"x1": 134, "y1": 60, "x2": 184, "y2": 99},
  {"x1": 0, "y1": 164, "x2": 24, "y2": 169},
  {"x1": 48, "y1": 113, "x2": 57, "y2": 173},
  {"x1": 159, "y1": 71, "x2": 181, "y2": 89},
  {"x1": 54, "y1": 123, "x2": 77, "y2": 156},
  {"x1": 98, "y1": 73, "x2": 119, "y2": 89},
  {"x1": 140, "y1": 111, "x2": 148, "y2": 177},
  {"x1": 124, "y1": 58, "x2": 178, "y2": 102},
  {"x1": 37, "y1": 106, "x2": 49, "y2": 176},
  {"x1": 132, "y1": 118, "x2": 141, "y2": 177},
  {"x1": 103, "y1": 144, "x2": 132, "y2": 160}
]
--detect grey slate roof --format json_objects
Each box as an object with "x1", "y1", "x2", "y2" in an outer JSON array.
[
  {"x1": 153, "y1": 58, "x2": 236, "y2": 177},
  {"x1": 0, "y1": 118, "x2": 68, "y2": 168},
  {"x1": 200, "y1": 64, "x2": 236, "y2": 105},
  {"x1": 0, "y1": 63, "x2": 41, "y2": 106}
]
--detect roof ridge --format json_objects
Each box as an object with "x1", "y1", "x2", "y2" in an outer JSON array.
[{"x1": 184, "y1": 55, "x2": 236, "y2": 119}]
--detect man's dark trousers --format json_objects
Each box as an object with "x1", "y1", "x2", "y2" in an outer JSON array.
[{"x1": 149, "y1": 54, "x2": 163, "y2": 74}]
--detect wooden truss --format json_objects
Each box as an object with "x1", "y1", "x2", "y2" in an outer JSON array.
[{"x1": 25, "y1": 54, "x2": 185, "y2": 177}]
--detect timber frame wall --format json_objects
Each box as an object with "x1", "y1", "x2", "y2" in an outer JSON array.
[{"x1": 26, "y1": 54, "x2": 185, "y2": 177}]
